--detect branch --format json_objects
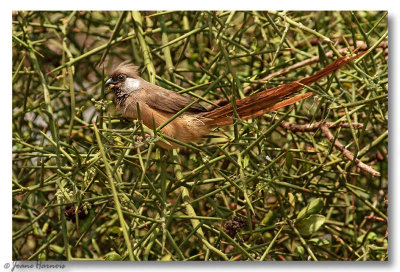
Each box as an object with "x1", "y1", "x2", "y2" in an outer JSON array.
[
  {"x1": 213, "y1": 41, "x2": 387, "y2": 108},
  {"x1": 320, "y1": 124, "x2": 380, "y2": 177},
  {"x1": 280, "y1": 121, "x2": 363, "y2": 132}
]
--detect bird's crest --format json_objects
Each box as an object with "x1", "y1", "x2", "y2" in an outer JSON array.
[{"x1": 110, "y1": 61, "x2": 140, "y2": 78}]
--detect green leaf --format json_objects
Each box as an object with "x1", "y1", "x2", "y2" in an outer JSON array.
[
  {"x1": 243, "y1": 154, "x2": 250, "y2": 168},
  {"x1": 295, "y1": 214, "x2": 326, "y2": 236},
  {"x1": 104, "y1": 251, "x2": 122, "y2": 261},
  {"x1": 161, "y1": 254, "x2": 172, "y2": 261},
  {"x1": 109, "y1": 226, "x2": 122, "y2": 235},
  {"x1": 296, "y1": 198, "x2": 324, "y2": 221},
  {"x1": 78, "y1": 208, "x2": 95, "y2": 234},
  {"x1": 357, "y1": 232, "x2": 378, "y2": 244},
  {"x1": 252, "y1": 37, "x2": 258, "y2": 51},
  {"x1": 49, "y1": 244, "x2": 64, "y2": 254},
  {"x1": 295, "y1": 245, "x2": 305, "y2": 256},
  {"x1": 260, "y1": 210, "x2": 276, "y2": 226},
  {"x1": 285, "y1": 152, "x2": 293, "y2": 170}
]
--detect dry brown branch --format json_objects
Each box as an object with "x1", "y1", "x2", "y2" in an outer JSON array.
[
  {"x1": 320, "y1": 124, "x2": 380, "y2": 177},
  {"x1": 280, "y1": 121, "x2": 363, "y2": 132}
]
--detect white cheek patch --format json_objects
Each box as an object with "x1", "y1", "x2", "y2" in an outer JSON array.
[{"x1": 125, "y1": 78, "x2": 141, "y2": 92}]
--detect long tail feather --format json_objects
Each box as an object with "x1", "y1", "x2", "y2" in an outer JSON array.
[{"x1": 203, "y1": 50, "x2": 368, "y2": 127}]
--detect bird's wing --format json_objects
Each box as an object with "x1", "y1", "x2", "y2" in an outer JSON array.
[{"x1": 144, "y1": 85, "x2": 208, "y2": 114}]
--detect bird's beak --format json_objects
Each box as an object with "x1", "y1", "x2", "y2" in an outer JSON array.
[{"x1": 105, "y1": 78, "x2": 115, "y2": 89}]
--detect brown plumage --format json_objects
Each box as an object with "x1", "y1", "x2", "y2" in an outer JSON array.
[{"x1": 105, "y1": 50, "x2": 367, "y2": 148}]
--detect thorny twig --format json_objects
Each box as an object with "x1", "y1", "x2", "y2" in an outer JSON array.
[
  {"x1": 320, "y1": 124, "x2": 380, "y2": 177},
  {"x1": 213, "y1": 40, "x2": 387, "y2": 107},
  {"x1": 280, "y1": 120, "x2": 363, "y2": 132},
  {"x1": 280, "y1": 120, "x2": 379, "y2": 176}
]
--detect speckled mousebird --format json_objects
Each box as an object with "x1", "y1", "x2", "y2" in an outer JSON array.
[{"x1": 105, "y1": 50, "x2": 367, "y2": 149}]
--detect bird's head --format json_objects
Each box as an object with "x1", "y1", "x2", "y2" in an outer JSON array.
[{"x1": 105, "y1": 62, "x2": 142, "y2": 97}]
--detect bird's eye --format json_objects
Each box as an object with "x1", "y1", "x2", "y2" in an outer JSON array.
[{"x1": 117, "y1": 74, "x2": 125, "y2": 81}]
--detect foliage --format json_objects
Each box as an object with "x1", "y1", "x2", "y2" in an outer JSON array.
[{"x1": 12, "y1": 11, "x2": 388, "y2": 261}]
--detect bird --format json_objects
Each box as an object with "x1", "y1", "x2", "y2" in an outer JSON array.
[{"x1": 105, "y1": 50, "x2": 367, "y2": 149}]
